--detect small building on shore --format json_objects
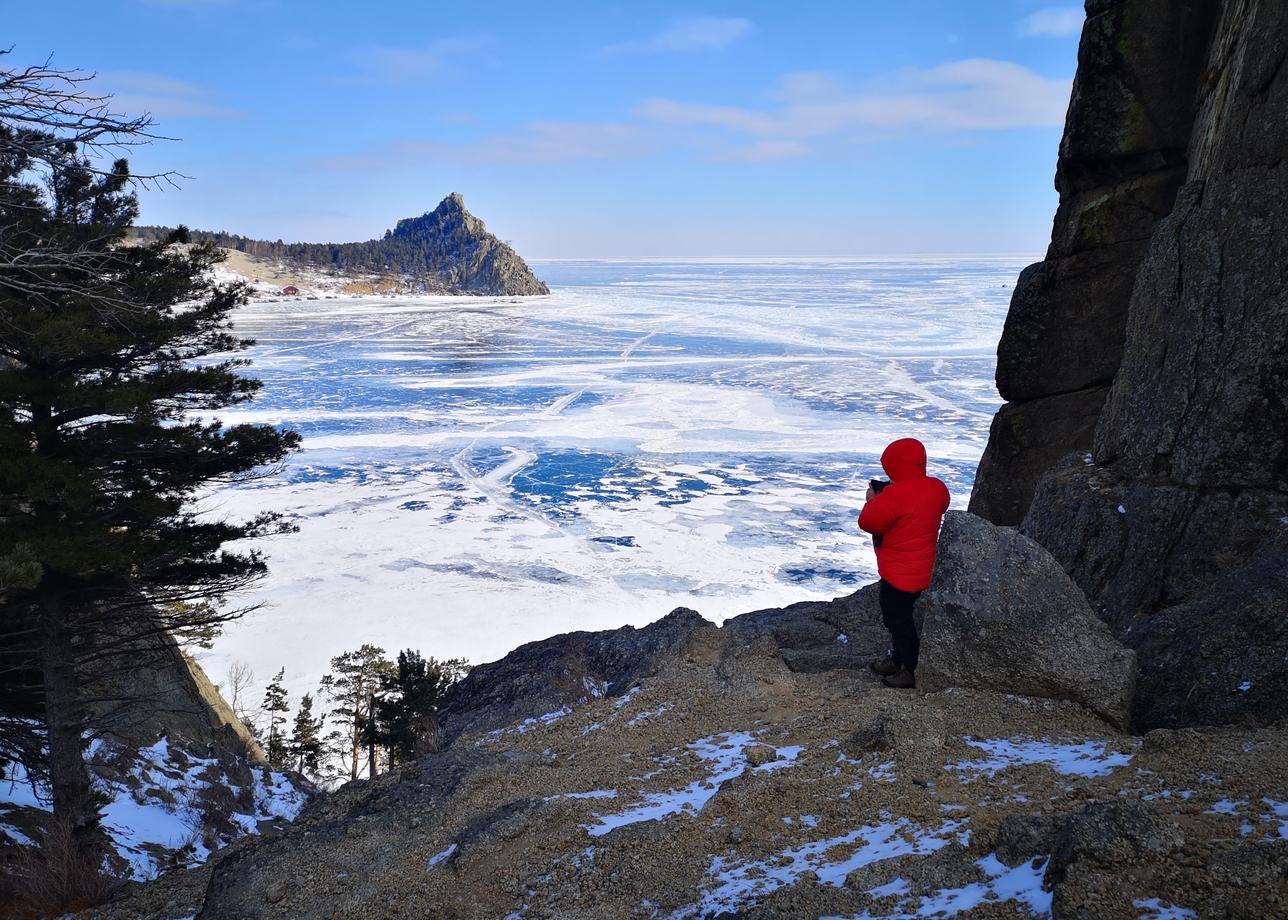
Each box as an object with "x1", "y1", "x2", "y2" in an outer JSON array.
[{"x1": 282, "y1": 285, "x2": 300, "y2": 295}]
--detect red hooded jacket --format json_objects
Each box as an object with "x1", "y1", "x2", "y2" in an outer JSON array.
[{"x1": 858, "y1": 438, "x2": 950, "y2": 592}]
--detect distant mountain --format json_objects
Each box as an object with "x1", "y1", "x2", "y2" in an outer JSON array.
[{"x1": 133, "y1": 193, "x2": 549, "y2": 296}]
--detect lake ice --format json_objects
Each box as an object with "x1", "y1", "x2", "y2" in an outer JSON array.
[{"x1": 200, "y1": 257, "x2": 1022, "y2": 700}]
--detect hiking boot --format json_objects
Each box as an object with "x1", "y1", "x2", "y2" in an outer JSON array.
[
  {"x1": 882, "y1": 668, "x2": 916, "y2": 689},
  {"x1": 869, "y1": 656, "x2": 900, "y2": 677}
]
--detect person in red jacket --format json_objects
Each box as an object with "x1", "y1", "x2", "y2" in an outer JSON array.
[{"x1": 858, "y1": 437, "x2": 950, "y2": 689}]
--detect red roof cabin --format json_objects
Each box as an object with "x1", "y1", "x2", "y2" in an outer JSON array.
[{"x1": 282, "y1": 285, "x2": 300, "y2": 295}]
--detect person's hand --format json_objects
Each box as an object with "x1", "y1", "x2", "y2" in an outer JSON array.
[{"x1": 865, "y1": 484, "x2": 875, "y2": 502}]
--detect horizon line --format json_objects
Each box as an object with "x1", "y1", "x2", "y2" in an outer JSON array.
[{"x1": 526, "y1": 252, "x2": 1041, "y2": 262}]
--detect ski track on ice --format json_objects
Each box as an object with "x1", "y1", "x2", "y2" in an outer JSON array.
[{"x1": 620, "y1": 331, "x2": 657, "y2": 359}]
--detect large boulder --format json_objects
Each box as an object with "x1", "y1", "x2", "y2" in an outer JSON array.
[{"x1": 916, "y1": 511, "x2": 1136, "y2": 729}]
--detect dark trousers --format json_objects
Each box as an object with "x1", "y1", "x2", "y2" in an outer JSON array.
[{"x1": 879, "y1": 578, "x2": 922, "y2": 671}]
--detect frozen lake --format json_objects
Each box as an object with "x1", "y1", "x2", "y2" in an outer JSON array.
[{"x1": 202, "y1": 257, "x2": 1023, "y2": 699}]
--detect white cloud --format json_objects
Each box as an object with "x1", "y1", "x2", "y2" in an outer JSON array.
[
  {"x1": 318, "y1": 121, "x2": 646, "y2": 169},
  {"x1": 638, "y1": 59, "x2": 1071, "y2": 137},
  {"x1": 96, "y1": 70, "x2": 241, "y2": 119},
  {"x1": 650, "y1": 16, "x2": 753, "y2": 51},
  {"x1": 713, "y1": 140, "x2": 811, "y2": 163},
  {"x1": 1021, "y1": 7, "x2": 1085, "y2": 37},
  {"x1": 770, "y1": 71, "x2": 846, "y2": 103},
  {"x1": 604, "y1": 16, "x2": 753, "y2": 55},
  {"x1": 355, "y1": 36, "x2": 490, "y2": 86},
  {"x1": 470, "y1": 121, "x2": 644, "y2": 163},
  {"x1": 101, "y1": 71, "x2": 212, "y2": 98},
  {"x1": 316, "y1": 57, "x2": 1068, "y2": 173}
]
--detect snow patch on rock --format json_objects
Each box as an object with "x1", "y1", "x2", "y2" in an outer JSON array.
[{"x1": 950, "y1": 737, "x2": 1132, "y2": 779}]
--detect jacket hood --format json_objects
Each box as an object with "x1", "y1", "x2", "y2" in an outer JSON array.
[{"x1": 881, "y1": 438, "x2": 928, "y2": 482}]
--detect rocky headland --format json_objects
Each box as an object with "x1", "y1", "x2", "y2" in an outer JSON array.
[{"x1": 135, "y1": 193, "x2": 549, "y2": 298}]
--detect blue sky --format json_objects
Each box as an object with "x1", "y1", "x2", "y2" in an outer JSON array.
[{"x1": 8, "y1": 1, "x2": 1084, "y2": 257}]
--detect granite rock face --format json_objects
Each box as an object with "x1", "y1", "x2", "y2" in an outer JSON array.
[
  {"x1": 976, "y1": 0, "x2": 1288, "y2": 729},
  {"x1": 970, "y1": 386, "x2": 1109, "y2": 528},
  {"x1": 916, "y1": 512, "x2": 1136, "y2": 729},
  {"x1": 970, "y1": 0, "x2": 1219, "y2": 525}
]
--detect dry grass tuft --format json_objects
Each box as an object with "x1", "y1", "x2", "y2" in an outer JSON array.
[{"x1": 0, "y1": 815, "x2": 121, "y2": 919}]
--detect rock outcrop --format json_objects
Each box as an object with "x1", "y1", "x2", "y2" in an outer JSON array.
[
  {"x1": 970, "y1": 0, "x2": 1218, "y2": 526},
  {"x1": 89, "y1": 626, "x2": 264, "y2": 761},
  {"x1": 385, "y1": 193, "x2": 549, "y2": 296},
  {"x1": 971, "y1": 0, "x2": 1288, "y2": 729},
  {"x1": 438, "y1": 608, "x2": 712, "y2": 743},
  {"x1": 916, "y1": 511, "x2": 1136, "y2": 729},
  {"x1": 721, "y1": 582, "x2": 889, "y2": 673},
  {"x1": 97, "y1": 601, "x2": 1288, "y2": 920},
  {"x1": 437, "y1": 589, "x2": 894, "y2": 745}
]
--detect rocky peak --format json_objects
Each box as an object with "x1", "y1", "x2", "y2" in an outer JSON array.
[
  {"x1": 391, "y1": 193, "x2": 478, "y2": 239},
  {"x1": 385, "y1": 193, "x2": 549, "y2": 296}
]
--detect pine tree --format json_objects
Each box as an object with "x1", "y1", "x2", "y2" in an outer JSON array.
[
  {"x1": 372, "y1": 650, "x2": 470, "y2": 766},
  {"x1": 320, "y1": 645, "x2": 393, "y2": 780},
  {"x1": 0, "y1": 56, "x2": 300, "y2": 865},
  {"x1": 288, "y1": 692, "x2": 323, "y2": 776},
  {"x1": 262, "y1": 669, "x2": 290, "y2": 769}
]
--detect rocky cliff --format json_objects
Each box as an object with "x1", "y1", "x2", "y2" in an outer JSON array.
[
  {"x1": 88, "y1": 627, "x2": 265, "y2": 762},
  {"x1": 970, "y1": 0, "x2": 1288, "y2": 730},
  {"x1": 970, "y1": 0, "x2": 1218, "y2": 526}
]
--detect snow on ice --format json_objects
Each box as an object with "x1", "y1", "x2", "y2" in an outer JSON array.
[{"x1": 198, "y1": 257, "x2": 1019, "y2": 705}]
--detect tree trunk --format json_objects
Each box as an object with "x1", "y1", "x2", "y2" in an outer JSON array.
[
  {"x1": 40, "y1": 588, "x2": 103, "y2": 865},
  {"x1": 366, "y1": 692, "x2": 377, "y2": 778},
  {"x1": 349, "y1": 714, "x2": 360, "y2": 780}
]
